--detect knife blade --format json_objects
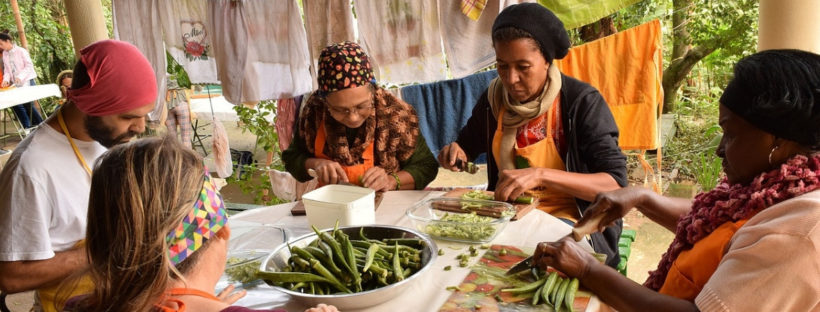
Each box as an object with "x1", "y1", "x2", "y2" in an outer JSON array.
[
  {"x1": 505, "y1": 255, "x2": 534, "y2": 275},
  {"x1": 506, "y1": 215, "x2": 606, "y2": 276}
]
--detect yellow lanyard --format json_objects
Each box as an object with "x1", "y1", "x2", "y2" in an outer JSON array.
[{"x1": 57, "y1": 110, "x2": 92, "y2": 177}]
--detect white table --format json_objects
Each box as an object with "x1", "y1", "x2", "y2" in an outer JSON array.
[
  {"x1": 227, "y1": 190, "x2": 602, "y2": 311},
  {"x1": 0, "y1": 84, "x2": 61, "y2": 140}
]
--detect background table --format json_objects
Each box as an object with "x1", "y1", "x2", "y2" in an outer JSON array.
[{"x1": 226, "y1": 190, "x2": 602, "y2": 311}]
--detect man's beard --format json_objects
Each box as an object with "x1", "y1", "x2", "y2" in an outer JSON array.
[{"x1": 84, "y1": 116, "x2": 138, "y2": 148}]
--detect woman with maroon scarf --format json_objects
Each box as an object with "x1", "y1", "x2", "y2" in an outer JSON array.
[
  {"x1": 532, "y1": 50, "x2": 820, "y2": 311},
  {"x1": 283, "y1": 42, "x2": 438, "y2": 191}
]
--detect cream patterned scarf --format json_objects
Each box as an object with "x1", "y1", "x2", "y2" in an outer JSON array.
[{"x1": 488, "y1": 65, "x2": 562, "y2": 170}]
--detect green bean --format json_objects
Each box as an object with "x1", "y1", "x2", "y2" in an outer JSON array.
[
  {"x1": 290, "y1": 282, "x2": 308, "y2": 291},
  {"x1": 256, "y1": 271, "x2": 332, "y2": 284},
  {"x1": 553, "y1": 278, "x2": 569, "y2": 311},
  {"x1": 501, "y1": 278, "x2": 546, "y2": 294},
  {"x1": 541, "y1": 272, "x2": 559, "y2": 305},
  {"x1": 363, "y1": 244, "x2": 380, "y2": 272},
  {"x1": 312, "y1": 225, "x2": 352, "y2": 274},
  {"x1": 533, "y1": 281, "x2": 545, "y2": 305},
  {"x1": 304, "y1": 246, "x2": 343, "y2": 276},
  {"x1": 382, "y1": 238, "x2": 425, "y2": 248},
  {"x1": 342, "y1": 234, "x2": 362, "y2": 291},
  {"x1": 392, "y1": 242, "x2": 404, "y2": 282},
  {"x1": 290, "y1": 246, "x2": 316, "y2": 262},
  {"x1": 308, "y1": 258, "x2": 351, "y2": 293},
  {"x1": 564, "y1": 278, "x2": 579, "y2": 312}
]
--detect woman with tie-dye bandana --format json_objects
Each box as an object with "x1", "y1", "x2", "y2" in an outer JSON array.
[
  {"x1": 283, "y1": 41, "x2": 438, "y2": 192},
  {"x1": 63, "y1": 137, "x2": 337, "y2": 312}
]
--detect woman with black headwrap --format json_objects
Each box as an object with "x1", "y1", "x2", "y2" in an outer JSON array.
[
  {"x1": 438, "y1": 3, "x2": 627, "y2": 267},
  {"x1": 532, "y1": 50, "x2": 820, "y2": 311},
  {"x1": 283, "y1": 42, "x2": 438, "y2": 191}
]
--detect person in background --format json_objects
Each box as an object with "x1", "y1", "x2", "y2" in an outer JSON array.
[
  {"x1": 283, "y1": 41, "x2": 438, "y2": 191},
  {"x1": 437, "y1": 3, "x2": 627, "y2": 267},
  {"x1": 64, "y1": 137, "x2": 338, "y2": 312},
  {"x1": 164, "y1": 75, "x2": 193, "y2": 148},
  {"x1": 0, "y1": 40, "x2": 157, "y2": 312},
  {"x1": 0, "y1": 30, "x2": 43, "y2": 129},
  {"x1": 56, "y1": 70, "x2": 73, "y2": 100},
  {"x1": 533, "y1": 50, "x2": 820, "y2": 312}
]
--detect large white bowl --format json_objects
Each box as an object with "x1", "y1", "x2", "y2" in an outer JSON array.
[{"x1": 259, "y1": 225, "x2": 438, "y2": 310}]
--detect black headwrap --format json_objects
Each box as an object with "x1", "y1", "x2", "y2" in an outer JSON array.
[
  {"x1": 720, "y1": 49, "x2": 820, "y2": 149},
  {"x1": 491, "y1": 3, "x2": 570, "y2": 64}
]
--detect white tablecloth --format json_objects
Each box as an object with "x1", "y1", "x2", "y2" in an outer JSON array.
[
  {"x1": 0, "y1": 84, "x2": 61, "y2": 109},
  {"x1": 227, "y1": 190, "x2": 602, "y2": 311}
]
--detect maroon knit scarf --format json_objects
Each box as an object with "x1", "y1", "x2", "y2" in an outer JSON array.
[{"x1": 645, "y1": 153, "x2": 820, "y2": 290}]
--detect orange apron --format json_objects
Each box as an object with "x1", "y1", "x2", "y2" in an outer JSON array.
[
  {"x1": 314, "y1": 121, "x2": 374, "y2": 186},
  {"x1": 658, "y1": 219, "x2": 749, "y2": 301},
  {"x1": 492, "y1": 98, "x2": 578, "y2": 221}
]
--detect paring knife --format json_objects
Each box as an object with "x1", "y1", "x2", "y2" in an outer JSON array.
[
  {"x1": 307, "y1": 168, "x2": 357, "y2": 186},
  {"x1": 505, "y1": 213, "x2": 608, "y2": 275}
]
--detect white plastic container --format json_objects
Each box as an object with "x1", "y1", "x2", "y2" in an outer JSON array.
[{"x1": 302, "y1": 184, "x2": 376, "y2": 229}]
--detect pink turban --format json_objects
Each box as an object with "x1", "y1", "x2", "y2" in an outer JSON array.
[{"x1": 67, "y1": 40, "x2": 157, "y2": 116}]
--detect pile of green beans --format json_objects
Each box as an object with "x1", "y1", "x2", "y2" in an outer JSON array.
[
  {"x1": 501, "y1": 272, "x2": 579, "y2": 312},
  {"x1": 257, "y1": 226, "x2": 425, "y2": 295}
]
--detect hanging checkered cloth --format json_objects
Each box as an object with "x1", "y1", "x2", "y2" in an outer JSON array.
[{"x1": 460, "y1": 0, "x2": 487, "y2": 20}]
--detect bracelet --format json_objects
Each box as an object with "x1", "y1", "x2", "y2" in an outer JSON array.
[{"x1": 390, "y1": 172, "x2": 401, "y2": 190}]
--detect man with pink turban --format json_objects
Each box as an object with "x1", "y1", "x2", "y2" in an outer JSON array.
[{"x1": 0, "y1": 40, "x2": 157, "y2": 312}]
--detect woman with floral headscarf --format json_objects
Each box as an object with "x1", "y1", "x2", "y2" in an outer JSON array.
[
  {"x1": 283, "y1": 41, "x2": 438, "y2": 191},
  {"x1": 532, "y1": 50, "x2": 820, "y2": 312}
]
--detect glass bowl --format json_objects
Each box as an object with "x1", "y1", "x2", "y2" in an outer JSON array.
[
  {"x1": 220, "y1": 224, "x2": 288, "y2": 286},
  {"x1": 406, "y1": 197, "x2": 515, "y2": 244}
]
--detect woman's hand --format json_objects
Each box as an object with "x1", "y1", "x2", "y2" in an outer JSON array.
[
  {"x1": 1, "y1": 81, "x2": 8, "y2": 88},
  {"x1": 576, "y1": 186, "x2": 650, "y2": 233},
  {"x1": 532, "y1": 237, "x2": 598, "y2": 279},
  {"x1": 438, "y1": 142, "x2": 467, "y2": 171},
  {"x1": 361, "y1": 167, "x2": 393, "y2": 191},
  {"x1": 14, "y1": 78, "x2": 22, "y2": 87},
  {"x1": 494, "y1": 168, "x2": 545, "y2": 202},
  {"x1": 311, "y1": 159, "x2": 349, "y2": 185},
  {"x1": 216, "y1": 284, "x2": 247, "y2": 305},
  {"x1": 305, "y1": 304, "x2": 339, "y2": 312}
]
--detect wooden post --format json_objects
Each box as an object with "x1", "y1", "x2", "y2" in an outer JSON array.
[
  {"x1": 10, "y1": 0, "x2": 27, "y2": 49},
  {"x1": 759, "y1": 0, "x2": 820, "y2": 54},
  {"x1": 64, "y1": 0, "x2": 109, "y2": 56}
]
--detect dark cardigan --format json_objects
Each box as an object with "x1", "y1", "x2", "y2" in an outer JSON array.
[{"x1": 455, "y1": 73, "x2": 628, "y2": 268}]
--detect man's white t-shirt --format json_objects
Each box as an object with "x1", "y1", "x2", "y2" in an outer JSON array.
[{"x1": 0, "y1": 124, "x2": 107, "y2": 261}]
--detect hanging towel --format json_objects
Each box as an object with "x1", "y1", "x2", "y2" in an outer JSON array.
[
  {"x1": 275, "y1": 97, "x2": 297, "y2": 152},
  {"x1": 400, "y1": 70, "x2": 499, "y2": 157},
  {"x1": 538, "y1": 0, "x2": 642, "y2": 30},
  {"x1": 158, "y1": 0, "x2": 220, "y2": 84},
  {"x1": 441, "y1": 0, "x2": 499, "y2": 78},
  {"x1": 354, "y1": 0, "x2": 447, "y2": 85},
  {"x1": 208, "y1": 0, "x2": 312, "y2": 104},
  {"x1": 554, "y1": 19, "x2": 663, "y2": 150},
  {"x1": 460, "y1": 0, "x2": 488, "y2": 20},
  {"x1": 303, "y1": 0, "x2": 356, "y2": 82},
  {"x1": 112, "y1": 0, "x2": 166, "y2": 122}
]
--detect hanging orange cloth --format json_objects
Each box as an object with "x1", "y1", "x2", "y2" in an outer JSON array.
[
  {"x1": 314, "y1": 121, "x2": 374, "y2": 186},
  {"x1": 658, "y1": 219, "x2": 749, "y2": 301},
  {"x1": 554, "y1": 19, "x2": 663, "y2": 151},
  {"x1": 492, "y1": 96, "x2": 578, "y2": 221}
]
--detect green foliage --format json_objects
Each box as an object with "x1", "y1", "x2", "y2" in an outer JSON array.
[
  {"x1": 662, "y1": 87, "x2": 723, "y2": 188},
  {"x1": 166, "y1": 52, "x2": 191, "y2": 89},
  {"x1": 227, "y1": 100, "x2": 288, "y2": 205}
]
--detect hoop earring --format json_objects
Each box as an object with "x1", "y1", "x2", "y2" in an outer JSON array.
[{"x1": 768, "y1": 145, "x2": 779, "y2": 165}]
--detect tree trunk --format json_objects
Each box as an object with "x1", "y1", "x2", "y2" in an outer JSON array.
[
  {"x1": 662, "y1": 45, "x2": 716, "y2": 113},
  {"x1": 664, "y1": 0, "x2": 694, "y2": 113}
]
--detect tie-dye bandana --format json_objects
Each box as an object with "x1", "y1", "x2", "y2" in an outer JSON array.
[{"x1": 166, "y1": 172, "x2": 227, "y2": 266}]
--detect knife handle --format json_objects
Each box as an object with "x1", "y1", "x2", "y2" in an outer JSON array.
[{"x1": 571, "y1": 213, "x2": 607, "y2": 241}]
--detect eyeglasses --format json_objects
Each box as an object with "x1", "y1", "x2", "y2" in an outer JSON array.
[{"x1": 326, "y1": 102, "x2": 374, "y2": 116}]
